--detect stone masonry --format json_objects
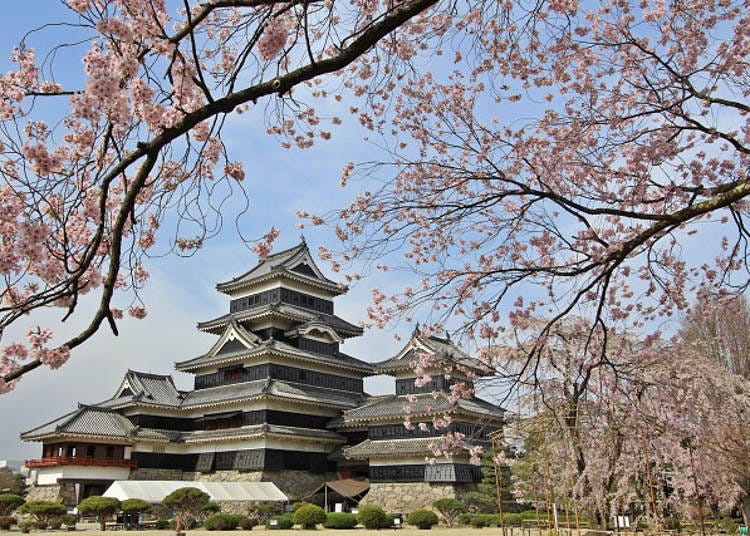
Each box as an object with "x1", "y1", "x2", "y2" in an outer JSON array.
[{"x1": 361, "y1": 482, "x2": 477, "y2": 513}]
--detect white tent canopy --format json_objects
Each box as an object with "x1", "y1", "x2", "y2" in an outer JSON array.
[{"x1": 103, "y1": 481, "x2": 288, "y2": 504}]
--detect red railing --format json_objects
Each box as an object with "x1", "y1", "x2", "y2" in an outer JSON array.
[{"x1": 25, "y1": 456, "x2": 138, "y2": 469}]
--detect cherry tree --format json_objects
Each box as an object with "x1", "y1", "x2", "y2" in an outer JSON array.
[
  {"x1": 311, "y1": 0, "x2": 750, "y2": 369},
  {"x1": 639, "y1": 348, "x2": 750, "y2": 526},
  {"x1": 506, "y1": 320, "x2": 750, "y2": 528},
  {"x1": 0, "y1": 0, "x2": 442, "y2": 391},
  {"x1": 680, "y1": 295, "x2": 750, "y2": 378},
  {"x1": 501, "y1": 319, "x2": 660, "y2": 528}
]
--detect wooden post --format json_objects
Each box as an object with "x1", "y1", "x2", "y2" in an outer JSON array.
[
  {"x1": 491, "y1": 432, "x2": 507, "y2": 536},
  {"x1": 644, "y1": 441, "x2": 659, "y2": 535},
  {"x1": 531, "y1": 469, "x2": 543, "y2": 536}
]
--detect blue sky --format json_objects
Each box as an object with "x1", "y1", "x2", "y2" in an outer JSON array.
[{"x1": 0, "y1": 0, "x2": 411, "y2": 460}]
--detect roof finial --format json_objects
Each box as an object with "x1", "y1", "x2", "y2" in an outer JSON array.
[
  {"x1": 300, "y1": 233, "x2": 306, "y2": 244},
  {"x1": 413, "y1": 322, "x2": 420, "y2": 337},
  {"x1": 446, "y1": 331, "x2": 451, "y2": 341}
]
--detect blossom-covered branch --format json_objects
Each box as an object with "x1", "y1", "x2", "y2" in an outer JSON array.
[{"x1": 0, "y1": 0, "x2": 440, "y2": 390}]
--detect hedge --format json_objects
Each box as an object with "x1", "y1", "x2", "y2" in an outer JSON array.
[
  {"x1": 408, "y1": 510, "x2": 439, "y2": 530},
  {"x1": 266, "y1": 513, "x2": 294, "y2": 529},
  {"x1": 203, "y1": 513, "x2": 244, "y2": 530},
  {"x1": 293, "y1": 504, "x2": 326, "y2": 529},
  {"x1": 324, "y1": 512, "x2": 358, "y2": 529},
  {"x1": 357, "y1": 505, "x2": 388, "y2": 529}
]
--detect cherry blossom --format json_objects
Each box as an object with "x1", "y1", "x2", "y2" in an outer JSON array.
[{"x1": 0, "y1": 0, "x2": 439, "y2": 390}]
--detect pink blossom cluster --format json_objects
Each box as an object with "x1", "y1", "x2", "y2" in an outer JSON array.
[
  {"x1": 257, "y1": 15, "x2": 289, "y2": 61},
  {"x1": 252, "y1": 227, "x2": 281, "y2": 259}
]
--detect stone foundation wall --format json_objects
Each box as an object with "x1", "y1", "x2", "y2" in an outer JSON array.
[
  {"x1": 193, "y1": 470, "x2": 264, "y2": 483},
  {"x1": 193, "y1": 469, "x2": 327, "y2": 501},
  {"x1": 217, "y1": 501, "x2": 253, "y2": 515},
  {"x1": 261, "y1": 470, "x2": 329, "y2": 501},
  {"x1": 129, "y1": 468, "x2": 185, "y2": 481},
  {"x1": 26, "y1": 484, "x2": 62, "y2": 503},
  {"x1": 361, "y1": 482, "x2": 477, "y2": 513}
]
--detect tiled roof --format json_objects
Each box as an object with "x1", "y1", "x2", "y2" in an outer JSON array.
[
  {"x1": 215, "y1": 241, "x2": 343, "y2": 295},
  {"x1": 132, "y1": 428, "x2": 182, "y2": 441},
  {"x1": 340, "y1": 393, "x2": 503, "y2": 422},
  {"x1": 373, "y1": 333, "x2": 486, "y2": 376},
  {"x1": 181, "y1": 424, "x2": 345, "y2": 444},
  {"x1": 123, "y1": 370, "x2": 183, "y2": 406},
  {"x1": 21, "y1": 406, "x2": 137, "y2": 441},
  {"x1": 179, "y1": 378, "x2": 364, "y2": 409},
  {"x1": 174, "y1": 337, "x2": 372, "y2": 374},
  {"x1": 196, "y1": 304, "x2": 363, "y2": 337},
  {"x1": 344, "y1": 437, "x2": 464, "y2": 459}
]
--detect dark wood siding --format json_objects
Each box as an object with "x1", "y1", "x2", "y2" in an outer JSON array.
[
  {"x1": 128, "y1": 414, "x2": 195, "y2": 431},
  {"x1": 131, "y1": 451, "x2": 199, "y2": 471},
  {"x1": 192, "y1": 449, "x2": 332, "y2": 473},
  {"x1": 368, "y1": 422, "x2": 494, "y2": 440},
  {"x1": 230, "y1": 288, "x2": 333, "y2": 315},
  {"x1": 370, "y1": 465, "x2": 425, "y2": 482},
  {"x1": 370, "y1": 463, "x2": 482, "y2": 483},
  {"x1": 395, "y1": 376, "x2": 470, "y2": 395},
  {"x1": 194, "y1": 363, "x2": 363, "y2": 393}
]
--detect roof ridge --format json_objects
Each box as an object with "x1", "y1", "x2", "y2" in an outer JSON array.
[
  {"x1": 127, "y1": 369, "x2": 173, "y2": 379},
  {"x1": 262, "y1": 240, "x2": 306, "y2": 262}
]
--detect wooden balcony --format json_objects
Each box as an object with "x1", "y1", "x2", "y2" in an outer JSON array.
[{"x1": 25, "y1": 456, "x2": 138, "y2": 469}]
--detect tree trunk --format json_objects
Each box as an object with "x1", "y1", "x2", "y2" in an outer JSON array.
[{"x1": 741, "y1": 495, "x2": 750, "y2": 527}]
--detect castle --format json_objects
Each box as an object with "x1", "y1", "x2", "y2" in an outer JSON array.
[{"x1": 21, "y1": 241, "x2": 504, "y2": 511}]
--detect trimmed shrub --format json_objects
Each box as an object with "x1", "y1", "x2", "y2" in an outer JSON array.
[
  {"x1": 324, "y1": 512, "x2": 358, "y2": 529},
  {"x1": 204, "y1": 513, "x2": 243, "y2": 530},
  {"x1": 162, "y1": 487, "x2": 212, "y2": 529},
  {"x1": 0, "y1": 494, "x2": 24, "y2": 516},
  {"x1": 519, "y1": 510, "x2": 540, "y2": 521},
  {"x1": 472, "y1": 514, "x2": 492, "y2": 528},
  {"x1": 121, "y1": 498, "x2": 152, "y2": 520},
  {"x1": 457, "y1": 513, "x2": 472, "y2": 525},
  {"x1": 49, "y1": 518, "x2": 63, "y2": 530},
  {"x1": 717, "y1": 518, "x2": 742, "y2": 533},
  {"x1": 18, "y1": 501, "x2": 67, "y2": 529},
  {"x1": 382, "y1": 514, "x2": 396, "y2": 528},
  {"x1": 408, "y1": 510, "x2": 439, "y2": 530},
  {"x1": 239, "y1": 517, "x2": 257, "y2": 530},
  {"x1": 290, "y1": 502, "x2": 310, "y2": 512},
  {"x1": 357, "y1": 505, "x2": 387, "y2": 529},
  {"x1": 265, "y1": 513, "x2": 294, "y2": 530},
  {"x1": 293, "y1": 504, "x2": 326, "y2": 529},
  {"x1": 247, "y1": 502, "x2": 280, "y2": 525},
  {"x1": 18, "y1": 520, "x2": 35, "y2": 533},
  {"x1": 432, "y1": 498, "x2": 465, "y2": 527},
  {"x1": 0, "y1": 516, "x2": 16, "y2": 530},
  {"x1": 77, "y1": 496, "x2": 121, "y2": 531},
  {"x1": 504, "y1": 513, "x2": 523, "y2": 526},
  {"x1": 154, "y1": 519, "x2": 170, "y2": 530}
]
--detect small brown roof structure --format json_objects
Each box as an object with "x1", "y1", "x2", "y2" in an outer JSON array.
[{"x1": 312, "y1": 479, "x2": 370, "y2": 499}]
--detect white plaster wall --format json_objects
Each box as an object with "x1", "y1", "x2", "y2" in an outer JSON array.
[{"x1": 36, "y1": 466, "x2": 131, "y2": 485}]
